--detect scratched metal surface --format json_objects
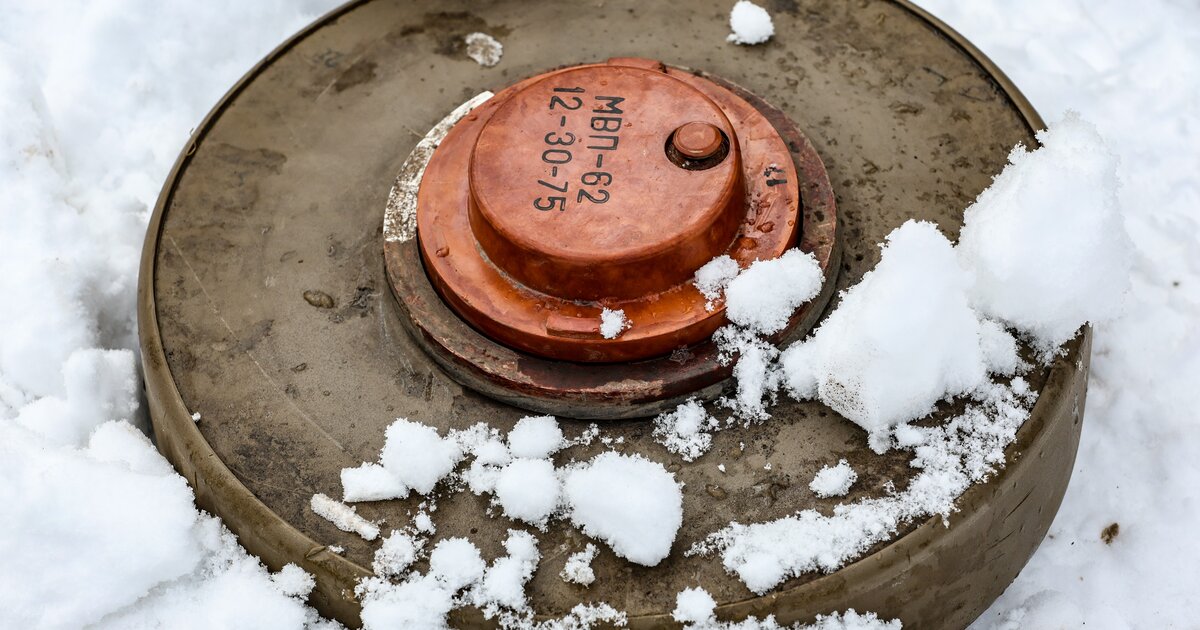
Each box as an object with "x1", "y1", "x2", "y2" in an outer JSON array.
[{"x1": 146, "y1": 0, "x2": 1080, "y2": 627}]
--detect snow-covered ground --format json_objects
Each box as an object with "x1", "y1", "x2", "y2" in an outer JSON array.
[{"x1": 1, "y1": 1, "x2": 1197, "y2": 628}]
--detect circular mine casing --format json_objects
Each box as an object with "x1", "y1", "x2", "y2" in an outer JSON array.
[{"x1": 139, "y1": 2, "x2": 1084, "y2": 630}]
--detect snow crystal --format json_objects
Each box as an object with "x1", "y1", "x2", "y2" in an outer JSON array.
[
  {"x1": 809, "y1": 460, "x2": 857, "y2": 498},
  {"x1": 695, "y1": 254, "x2": 741, "y2": 310},
  {"x1": 779, "y1": 221, "x2": 998, "y2": 452},
  {"x1": 653, "y1": 399, "x2": 715, "y2": 461},
  {"x1": 957, "y1": 112, "x2": 1131, "y2": 354},
  {"x1": 563, "y1": 452, "x2": 683, "y2": 566},
  {"x1": 724, "y1": 249, "x2": 823, "y2": 336},
  {"x1": 560, "y1": 543, "x2": 599, "y2": 586},
  {"x1": 310, "y1": 493, "x2": 379, "y2": 541},
  {"x1": 373, "y1": 531, "x2": 421, "y2": 577},
  {"x1": 673, "y1": 587, "x2": 717, "y2": 625},
  {"x1": 726, "y1": 0, "x2": 775, "y2": 45},
  {"x1": 465, "y1": 32, "x2": 503, "y2": 67},
  {"x1": 379, "y1": 418, "x2": 463, "y2": 495},
  {"x1": 341, "y1": 462, "x2": 408, "y2": 502},
  {"x1": 599, "y1": 308, "x2": 630, "y2": 339},
  {"x1": 494, "y1": 458, "x2": 561, "y2": 527},
  {"x1": 508, "y1": 415, "x2": 566, "y2": 459}
]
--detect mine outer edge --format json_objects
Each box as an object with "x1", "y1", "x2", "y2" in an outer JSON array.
[{"x1": 137, "y1": 1, "x2": 1078, "y2": 629}]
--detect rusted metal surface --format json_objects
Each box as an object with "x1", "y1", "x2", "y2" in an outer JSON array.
[
  {"x1": 138, "y1": 1, "x2": 1075, "y2": 628},
  {"x1": 385, "y1": 65, "x2": 838, "y2": 417},
  {"x1": 401, "y1": 58, "x2": 821, "y2": 364}
]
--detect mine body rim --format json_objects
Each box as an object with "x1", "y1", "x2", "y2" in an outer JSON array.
[{"x1": 135, "y1": 0, "x2": 1075, "y2": 628}]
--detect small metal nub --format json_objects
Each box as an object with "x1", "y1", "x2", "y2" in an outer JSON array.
[{"x1": 672, "y1": 121, "x2": 724, "y2": 159}]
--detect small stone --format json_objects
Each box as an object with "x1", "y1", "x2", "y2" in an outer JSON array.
[
  {"x1": 303, "y1": 290, "x2": 335, "y2": 308},
  {"x1": 705, "y1": 484, "x2": 727, "y2": 499},
  {"x1": 1101, "y1": 522, "x2": 1119, "y2": 545}
]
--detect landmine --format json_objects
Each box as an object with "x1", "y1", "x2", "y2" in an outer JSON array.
[{"x1": 139, "y1": 1, "x2": 1087, "y2": 627}]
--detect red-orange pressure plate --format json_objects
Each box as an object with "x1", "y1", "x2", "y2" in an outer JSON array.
[{"x1": 415, "y1": 59, "x2": 802, "y2": 363}]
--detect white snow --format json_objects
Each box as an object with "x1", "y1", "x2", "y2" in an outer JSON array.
[
  {"x1": 373, "y1": 531, "x2": 421, "y2": 578},
  {"x1": 653, "y1": 399, "x2": 716, "y2": 461},
  {"x1": 494, "y1": 458, "x2": 562, "y2": 527},
  {"x1": 429, "y1": 536, "x2": 487, "y2": 590},
  {"x1": 779, "y1": 220, "x2": 1008, "y2": 452},
  {"x1": 464, "y1": 32, "x2": 503, "y2": 67},
  {"x1": 379, "y1": 418, "x2": 464, "y2": 495},
  {"x1": 560, "y1": 543, "x2": 599, "y2": 586},
  {"x1": 673, "y1": 587, "x2": 718, "y2": 625},
  {"x1": 692, "y1": 380, "x2": 1035, "y2": 594},
  {"x1": 599, "y1": 308, "x2": 630, "y2": 339},
  {"x1": 360, "y1": 532, "x2": 547, "y2": 628},
  {"x1": 563, "y1": 452, "x2": 684, "y2": 566},
  {"x1": 310, "y1": 493, "x2": 380, "y2": 541},
  {"x1": 341, "y1": 462, "x2": 408, "y2": 503},
  {"x1": 471, "y1": 529, "x2": 541, "y2": 614},
  {"x1": 724, "y1": 249, "x2": 823, "y2": 336},
  {"x1": 916, "y1": 1, "x2": 1200, "y2": 626},
  {"x1": 726, "y1": 1, "x2": 774, "y2": 46},
  {"x1": 508, "y1": 415, "x2": 566, "y2": 459},
  {"x1": 695, "y1": 254, "x2": 741, "y2": 310},
  {"x1": 809, "y1": 460, "x2": 857, "y2": 498},
  {"x1": 957, "y1": 113, "x2": 1131, "y2": 355},
  {"x1": 671, "y1": 586, "x2": 900, "y2": 630}
]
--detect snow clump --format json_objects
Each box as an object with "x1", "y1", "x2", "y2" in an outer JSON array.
[
  {"x1": 310, "y1": 493, "x2": 379, "y2": 541},
  {"x1": 809, "y1": 460, "x2": 857, "y2": 498},
  {"x1": 494, "y1": 458, "x2": 561, "y2": 528},
  {"x1": 464, "y1": 32, "x2": 503, "y2": 67},
  {"x1": 671, "y1": 586, "x2": 900, "y2": 629},
  {"x1": 563, "y1": 452, "x2": 684, "y2": 566},
  {"x1": 507, "y1": 415, "x2": 566, "y2": 459},
  {"x1": 724, "y1": 249, "x2": 823, "y2": 335},
  {"x1": 673, "y1": 587, "x2": 718, "y2": 625},
  {"x1": 727, "y1": 1, "x2": 775, "y2": 45},
  {"x1": 695, "y1": 254, "x2": 741, "y2": 310},
  {"x1": 779, "y1": 220, "x2": 1014, "y2": 453},
  {"x1": 957, "y1": 112, "x2": 1131, "y2": 354},
  {"x1": 600, "y1": 308, "x2": 630, "y2": 339},
  {"x1": 560, "y1": 543, "x2": 599, "y2": 586},
  {"x1": 653, "y1": 398, "x2": 717, "y2": 461}
]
